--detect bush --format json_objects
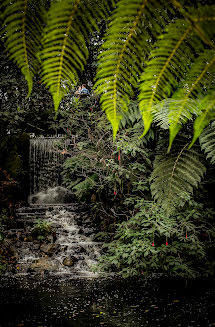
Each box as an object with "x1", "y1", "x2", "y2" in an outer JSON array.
[{"x1": 96, "y1": 200, "x2": 215, "y2": 279}]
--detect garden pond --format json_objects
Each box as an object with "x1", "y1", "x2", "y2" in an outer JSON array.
[{"x1": 0, "y1": 275, "x2": 214, "y2": 327}]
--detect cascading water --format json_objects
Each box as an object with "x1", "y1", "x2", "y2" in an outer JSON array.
[
  {"x1": 29, "y1": 136, "x2": 68, "y2": 195},
  {"x1": 8, "y1": 136, "x2": 101, "y2": 277}
]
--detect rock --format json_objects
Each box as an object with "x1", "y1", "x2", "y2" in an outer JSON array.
[
  {"x1": 46, "y1": 235, "x2": 54, "y2": 243},
  {"x1": 73, "y1": 246, "x2": 87, "y2": 254},
  {"x1": 33, "y1": 243, "x2": 40, "y2": 250},
  {"x1": 30, "y1": 258, "x2": 58, "y2": 272},
  {"x1": 62, "y1": 255, "x2": 78, "y2": 267},
  {"x1": 24, "y1": 236, "x2": 33, "y2": 242},
  {"x1": 40, "y1": 243, "x2": 60, "y2": 255}
]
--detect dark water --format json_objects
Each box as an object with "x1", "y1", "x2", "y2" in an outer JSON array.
[{"x1": 0, "y1": 275, "x2": 214, "y2": 327}]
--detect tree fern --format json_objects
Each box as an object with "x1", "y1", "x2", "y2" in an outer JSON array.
[
  {"x1": 94, "y1": 0, "x2": 172, "y2": 138},
  {"x1": 199, "y1": 121, "x2": 215, "y2": 164},
  {"x1": 1, "y1": 0, "x2": 46, "y2": 96},
  {"x1": 168, "y1": 49, "x2": 215, "y2": 149},
  {"x1": 190, "y1": 92, "x2": 215, "y2": 147},
  {"x1": 151, "y1": 136, "x2": 206, "y2": 214},
  {"x1": 152, "y1": 98, "x2": 199, "y2": 130},
  {"x1": 40, "y1": 0, "x2": 112, "y2": 110},
  {"x1": 139, "y1": 19, "x2": 197, "y2": 136}
]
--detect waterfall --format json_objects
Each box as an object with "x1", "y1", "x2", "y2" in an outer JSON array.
[
  {"x1": 5, "y1": 135, "x2": 101, "y2": 277},
  {"x1": 29, "y1": 136, "x2": 68, "y2": 195},
  {"x1": 13, "y1": 204, "x2": 100, "y2": 277}
]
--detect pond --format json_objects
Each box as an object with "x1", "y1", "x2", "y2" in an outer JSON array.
[{"x1": 0, "y1": 275, "x2": 214, "y2": 327}]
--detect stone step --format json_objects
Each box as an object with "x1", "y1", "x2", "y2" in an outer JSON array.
[{"x1": 16, "y1": 212, "x2": 46, "y2": 217}]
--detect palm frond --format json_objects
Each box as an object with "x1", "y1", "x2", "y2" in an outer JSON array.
[
  {"x1": 40, "y1": 0, "x2": 112, "y2": 110},
  {"x1": 151, "y1": 136, "x2": 206, "y2": 214},
  {"x1": 199, "y1": 121, "x2": 215, "y2": 164},
  {"x1": 94, "y1": 0, "x2": 172, "y2": 138},
  {"x1": 1, "y1": 0, "x2": 45, "y2": 96}
]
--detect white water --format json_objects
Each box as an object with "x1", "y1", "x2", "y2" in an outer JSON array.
[
  {"x1": 14, "y1": 137, "x2": 101, "y2": 277},
  {"x1": 45, "y1": 206, "x2": 101, "y2": 276},
  {"x1": 29, "y1": 137, "x2": 69, "y2": 195},
  {"x1": 15, "y1": 203, "x2": 101, "y2": 277}
]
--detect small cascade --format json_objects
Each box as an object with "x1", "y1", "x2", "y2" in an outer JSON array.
[
  {"x1": 8, "y1": 200, "x2": 100, "y2": 277},
  {"x1": 29, "y1": 137, "x2": 69, "y2": 195},
  {"x1": 5, "y1": 136, "x2": 101, "y2": 277}
]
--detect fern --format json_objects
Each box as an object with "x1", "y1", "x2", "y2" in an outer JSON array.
[
  {"x1": 94, "y1": 0, "x2": 172, "y2": 138},
  {"x1": 168, "y1": 49, "x2": 215, "y2": 149},
  {"x1": 150, "y1": 136, "x2": 206, "y2": 214},
  {"x1": 119, "y1": 100, "x2": 142, "y2": 129},
  {"x1": 1, "y1": 0, "x2": 215, "y2": 145},
  {"x1": 1, "y1": 0, "x2": 45, "y2": 95},
  {"x1": 190, "y1": 93, "x2": 215, "y2": 147},
  {"x1": 40, "y1": 0, "x2": 112, "y2": 110},
  {"x1": 139, "y1": 19, "x2": 197, "y2": 136},
  {"x1": 152, "y1": 98, "x2": 199, "y2": 130},
  {"x1": 199, "y1": 121, "x2": 215, "y2": 164}
]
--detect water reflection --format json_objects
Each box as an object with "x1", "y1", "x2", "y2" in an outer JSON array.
[{"x1": 0, "y1": 276, "x2": 214, "y2": 327}]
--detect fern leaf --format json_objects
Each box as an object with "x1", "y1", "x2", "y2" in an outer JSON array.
[
  {"x1": 168, "y1": 49, "x2": 215, "y2": 150},
  {"x1": 40, "y1": 0, "x2": 112, "y2": 111},
  {"x1": 139, "y1": 19, "x2": 198, "y2": 137},
  {"x1": 199, "y1": 121, "x2": 215, "y2": 164},
  {"x1": 94, "y1": 0, "x2": 171, "y2": 139},
  {"x1": 151, "y1": 136, "x2": 206, "y2": 214},
  {"x1": 2, "y1": 0, "x2": 45, "y2": 96},
  {"x1": 152, "y1": 98, "x2": 199, "y2": 130},
  {"x1": 189, "y1": 93, "x2": 215, "y2": 147}
]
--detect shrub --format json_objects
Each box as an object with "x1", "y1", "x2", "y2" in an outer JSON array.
[{"x1": 96, "y1": 200, "x2": 215, "y2": 279}]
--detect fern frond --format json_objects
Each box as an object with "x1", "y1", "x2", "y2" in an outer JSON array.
[
  {"x1": 199, "y1": 121, "x2": 215, "y2": 164},
  {"x1": 94, "y1": 0, "x2": 172, "y2": 139},
  {"x1": 119, "y1": 100, "x2": 142, "y2": 129},
  {"x1": 2, "y1": 0, "x2": 45, "y2": 96},
  {"x1": 189, "y1": 93, "x2": 215, "y2": 147},
  {"x1": 168, "y1": 49, "x2": 215, "y2": 149},
  {"x1": 139, "y1": 19, "x2": 198, "y2": 136},
  {"x1": 151, "y1": 136, "x2": 206, "y2": 214},
  {"x1": 152, "y1": 98, "x2": 199, "y2": 130},
  {"x1": 40, "y1": 0, "x2": 112, "y2": 110}
]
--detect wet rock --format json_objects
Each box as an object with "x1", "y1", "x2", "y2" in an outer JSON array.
[
  {"x1": 33, "y1": 243, "x2": 40, "y2": 250},
  {"x1": 30, "y1": 258, "x2": 58, "y2": 272},
  {"x1": 6, "y1": 231, "x2": 17, "y2": 239},
  {"x1": 73, "y1": 246, "x2": 87, "y2": 254},
  {"x1": 46, "y1": 235, "x2": 54, "y2": 243},
  {"x1": 40, "y1": 243, "x2": 60, "y2": 255},
  {"x1": 24, "y1": 236, "x2": 33, "y2": 242},
  {"x1": 63, "y1": 255, "x2": 78, "y2": 267}
]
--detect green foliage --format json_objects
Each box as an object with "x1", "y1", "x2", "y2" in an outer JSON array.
[
  {"x1": 32, "y1": 219, "x2": 53, "y2": 237},
  {"x1": 96, "y1": 200, "x2": 215, "y2": 278},
  {"x1": 2, "y1": 0, "x2": 46, "y2": 95},
  {"x1": 1, "y1": 0, "x2": 215, "y2": 145},
  {"x1": 62, "y1": 100, "x2": 153, "y2": 202},
  {"x1": 94, "y1": 0, "x2": 169, "y2": 138},
  {"x1": 39, "y1": 0, "x2": 112, "y2": 110},
  {"x1": 199, "y1": 121, "x2": 215, "y2": 164},
  {"x1": 150, "y1": 135, "x2": 206, "y2": 214},
  {"x1": 190, "y1": 93, "x2": 215, "y2": 148}
]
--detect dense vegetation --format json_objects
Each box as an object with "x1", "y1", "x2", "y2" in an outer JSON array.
[
  {"x1": 0, "y1": 0, "x2": 215, "y2": 278},
  {"x1": 58, "y1": 98, "x2": 215, "y2": 278}
]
